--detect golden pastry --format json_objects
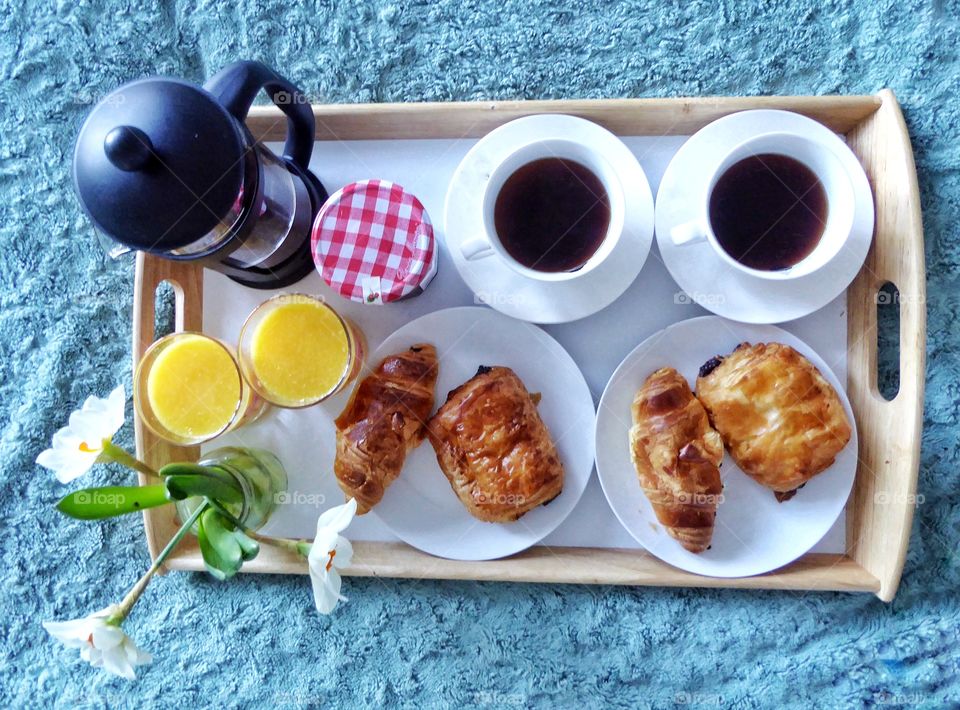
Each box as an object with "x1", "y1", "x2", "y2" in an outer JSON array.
[
  {"x1": 427, "y1": 366, "x2": 564, "y2": 523},
  {"x1": 695, "y1": 342, "x2": 852, "y2": 501},
  {"x1": 334, "y1": 344, "x2": 438, "y2": 514},
  {"x1": 630, "y1": 367, "x2": 724, "y2": 553}
]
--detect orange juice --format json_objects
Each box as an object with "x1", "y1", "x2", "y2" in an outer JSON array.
[
  {"x1": 145, "y1": 334, "x2": 242, "y2": 440},
  {"x1": 242, "y1": 296, "x2": 360, "y2": 407},
  {"x1": 135, "y1": 333, "x2": 266, "y2": 445}
]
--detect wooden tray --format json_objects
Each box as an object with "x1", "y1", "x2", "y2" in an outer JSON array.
[{"x1": 133, "y1": 91, "x2": 924, "y2": 602}]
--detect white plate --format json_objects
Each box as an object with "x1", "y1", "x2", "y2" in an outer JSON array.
[
  {"x1": 655, "y1": 110, "x2": 874, "y2": 324},
  {"x1": 594, "y1": 316, "x2": 857, "y2": 578},
  {"x1": 444, "y1": 114, "x2": 654, "y2": 324},
  {"x1": 370, "y1": 307, "x2": 596, "y2": 560}
]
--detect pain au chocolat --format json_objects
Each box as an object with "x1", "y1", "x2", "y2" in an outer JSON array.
[
  {"x1": 695, "y1": 342, "x2": 852, "y2": 502},
  {"x1": 427, "y1": 366, "x2": 564, "y2": 523}
]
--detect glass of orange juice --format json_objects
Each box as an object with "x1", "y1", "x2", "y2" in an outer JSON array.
[
  {"x1": 237, "y1": 294, "x2": 365, "y2": 408},
  {"x1": 135, "y1": 332, "x2": 268, "y2": 445}
]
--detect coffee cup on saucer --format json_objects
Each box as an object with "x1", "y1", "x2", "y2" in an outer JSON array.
[
  {"x1": 460, "y1": 138, "x2": 625, "y2": 282},
  {"x1": 670, "y1": 132, "x2": 856, "y2": 281}
]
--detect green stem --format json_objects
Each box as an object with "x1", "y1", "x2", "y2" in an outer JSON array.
[
  {"x1": 249, "y1": 529, "x2": 305, "y2": 556},
  {"x1": 204, "y1": 497, "x2": 306, "y2": 556},
  {"x1": 107, "y1": 501, "x2": 208, "y2": 625},
  {"x1": 100, "y1": 439, "x2": 160, "y2": 480}
]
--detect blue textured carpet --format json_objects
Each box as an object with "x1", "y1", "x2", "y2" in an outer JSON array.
[{"x1": 2, "y1": 1, "x2": 958, "y2": 707}]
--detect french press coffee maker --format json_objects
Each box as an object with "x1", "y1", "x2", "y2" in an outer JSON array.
[{"x1": 73, "y1": 60, "x2": 327, "y2": 289}]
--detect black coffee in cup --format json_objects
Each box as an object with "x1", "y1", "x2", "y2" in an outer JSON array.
[
  {"x1": 709, "y1": 153, "x2": 828, "y2": 271},
  {"x1": 494, "y1": 157, "x2": 610, "y2": 272}
]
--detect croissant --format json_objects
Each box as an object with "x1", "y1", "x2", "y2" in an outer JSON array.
[
  {"x1": 695, "y1": 342, "x2": 852, "y2": 501},
  {"x1": 427, "y1": 366, "x2": 564, "y2": 523},
  {"x1": 629, "y1": 367, "x2": 724, "y2": 553},
  {"x1": 334, "y1": 344, "x2": 438, "y2": 514}
]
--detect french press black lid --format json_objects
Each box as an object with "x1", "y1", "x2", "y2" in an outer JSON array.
[{"x1": 73, "y1": 60, "x2": 327, "y2": 289}]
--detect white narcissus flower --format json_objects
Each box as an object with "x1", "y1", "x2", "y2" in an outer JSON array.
[
  {"x1": 308, "y1": 498, "x2": 357, "y2": 614},
  {"x1": 43, "y1": 606, "x2": 152, "y2": 680},
  {"x1": 36, "y1": 385, "x2": 126, "y2": 483}
]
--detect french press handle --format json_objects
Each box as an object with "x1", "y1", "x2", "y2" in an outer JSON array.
[{"x1": 204, "y1": 60, "x2": 315, "y2": 171}]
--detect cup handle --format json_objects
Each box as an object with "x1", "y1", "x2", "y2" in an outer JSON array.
[
  {"x1": 670, "y1": 221, "x2": 708, "y2": 247},
  {"x1": 461, "y1": 235, "x2": 494, "y2": 261}
]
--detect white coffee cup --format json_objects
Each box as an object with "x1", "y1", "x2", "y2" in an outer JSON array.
[
  {"x1": 460, "y1": 138, "x2": 625, "y2": 282},
  {"x1": 670, "y1": 132, "x2": 856, "y2": 281}
]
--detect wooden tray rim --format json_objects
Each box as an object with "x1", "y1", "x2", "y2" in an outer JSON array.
[{"x1": 133, "y1": 90, "x2": 925, "y2": 601}]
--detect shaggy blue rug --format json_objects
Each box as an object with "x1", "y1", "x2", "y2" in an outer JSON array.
[{"x1": 2, "y1": 0, "x2": 957, "y2": 707}]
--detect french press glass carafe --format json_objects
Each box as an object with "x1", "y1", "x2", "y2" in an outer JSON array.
[{"x1": 73, "y1": 60, "x2": 327, "y2": 289}]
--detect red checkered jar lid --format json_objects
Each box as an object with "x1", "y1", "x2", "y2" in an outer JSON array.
[{"x1": 311, "y1": 180, "x2": 437, "y2": 304}]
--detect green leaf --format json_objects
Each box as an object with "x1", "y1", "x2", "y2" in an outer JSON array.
[
  {"x1": 234, "y1": 529, "x2": 260, "y2": 561},
  {"x1": 160, "y1": 463, "x2": 243, "y2": 492},
  {"x1": 165, "y1": 475, "x2": 243, "y2": 504},
  {"x1": 159, "y1": 462, "x2": 225, "y2": 479},
  {"x1": 56, "y1": 485, "x2": 170, "y2": 520},
  {"x1": 198, "y1": 509, "x2": 242, "y2": 581},
  {"x1": 161, "y1": 464, "x2": 243, "y2": 505}
]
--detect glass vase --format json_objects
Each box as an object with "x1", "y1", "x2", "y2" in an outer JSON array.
[{"x1": 175, "y1": 446, "x2": 287, "y2": 532}]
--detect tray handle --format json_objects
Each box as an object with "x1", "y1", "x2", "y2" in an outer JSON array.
[{"x1": 844, "y1": 89, "x2": 926, "y2": 601}]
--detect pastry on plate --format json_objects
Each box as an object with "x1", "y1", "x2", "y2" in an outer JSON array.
[
  {"x1": 334, "y1": 344, "x2": 438, "y2": 514},
  {"x1": 630, "y1": 367, "x2": 724, "y2": 553},
  {"x1": 427, "y1": 366, "x2": 563, "y2": 523},
  {"x1": 695, "y1": 342, "x2": 852, "y2": 502}
]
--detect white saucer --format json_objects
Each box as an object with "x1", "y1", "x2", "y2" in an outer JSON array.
[
  {"x1": 594, "y1": 316, "x2": 857, "y2": 578},
  {"x1": 369, "y1": 307, "x2": 596, "y2": 560},
  {"x1": 444, "y1": 115, "x2": 654, "y2": 324},
  {"x1": 655, "y1": 110, "x2": 874, "y2": 324}
]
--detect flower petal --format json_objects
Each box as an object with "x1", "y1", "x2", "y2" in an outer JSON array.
[
  {"x1": 36, "y1": 448, "x2": 62, "y2": 470},
  {"x1": 310, "y1": 573, "x2": 334, "y2": 614},
  {"x1": 105, "y1": 385, "x2": 126, "y2": 433},
  {"x1": 66, "y1": 411, "x2": 98, "y2": 444},
  {"x1": 62, "y1": 461, "x2": 98, "y2": 484},
  {"x1": 64, "y1": 385, "x2": 126, "y2": 444},
  {"x1": 50, "y1": 426, "x2": 83, "y2": 451},
  {"x1": 91, "y1": 623, "x2": 124, "y2": 652},
  {"x1": 38, "y1": 445, "x2": 97, "y2": 482},
  {"x1": 315, "y1": 498, "x2": 357, "y2": 534},
  {"x1": 100, "y1": 644, "x2": 136, "y2": 680},
  {"x1": 43, "y1": 618, "x2": 94, "y2": 648},
  {"x1": 332, "y1": 536, "x2": 353, "y2": 570},
  {"x1": 308, "y1": 528, "x2": 339, "y2": 568},
  {"x1": 125, "y1": 638, "x2": 153, "y2": 666},
  {"x1": 311, "y1": 566, "x2": 345, "y2": 614},
  {"x1": 68, "y1": 410, "x2": 109, "y2": 445}
]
